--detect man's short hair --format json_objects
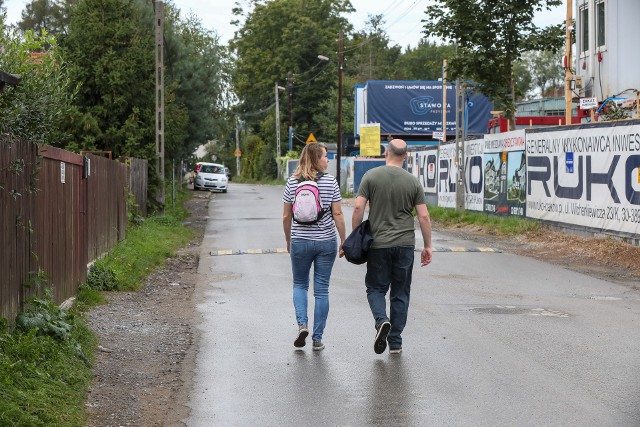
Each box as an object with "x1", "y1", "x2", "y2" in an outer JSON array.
[{"x1": 388, "y1": 139, "x2": 407, "y2": 157}]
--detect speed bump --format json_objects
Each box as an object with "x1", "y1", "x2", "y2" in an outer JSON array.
[{"x1": 210, "y1": 246, "x2": 500, "y2": 256}]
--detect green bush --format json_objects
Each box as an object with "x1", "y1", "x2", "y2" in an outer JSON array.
[
  {"x1": 15, "y1": 296, "x2": 75, "y2": 342},
  {"x1": 86, "y1": 264, "x2": 118, "y2": 291}
]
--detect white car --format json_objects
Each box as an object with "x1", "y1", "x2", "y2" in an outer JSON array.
[{"x1": 193, "y1": 162, "x2": 228, "y2": 192}]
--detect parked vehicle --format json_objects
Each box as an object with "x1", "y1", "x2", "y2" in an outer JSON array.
[
  {"x1": 224, "y1": 166, "x2": 232, "y2": 181},
  {"x1": 194, "y1": 162, "x2": 228, "y2": 192}
]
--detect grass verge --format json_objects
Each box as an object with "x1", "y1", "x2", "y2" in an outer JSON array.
[
  {"x1": 0, "y1": 188, "x2": 196, "y2": 426},
  {"x1": 428, "y1": 205, "x2": 542, "y2": 236},
  {"x1": 0, "y1": 301, "x2": 97, "y2": 427},
  {"x1": 88, "y1": 189, "x2": 195, "y2": 291}
]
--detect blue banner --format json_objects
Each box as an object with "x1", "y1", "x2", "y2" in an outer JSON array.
[{"x1": 365, "y1": 80, "x2": 493, "y2": 136}]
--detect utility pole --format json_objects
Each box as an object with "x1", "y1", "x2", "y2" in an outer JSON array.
[
  {"x1": 154, "y1": 1, "x2": 165, "y2": 209},
  {"x1": 442, "y1": 59, "x2": 447, "y2": 148},
  {"x1": 564, "y1": 0, "x2": 573, "y2": 124},
  {"x1": 287, "y1": 71, "x2": 293, "y2": 152},
  {"x1": 455, "y1": 80, "x2": 465, "y2": 212},
  {"x1": 275, "y1": 82, "x2": 281, "y2": 157},
  {"x1": 336, "y1": 30, "x2": 343, "y2": 190},
  {"x1": 235, "y1": 117, "x2": 240, "y2": 177}
]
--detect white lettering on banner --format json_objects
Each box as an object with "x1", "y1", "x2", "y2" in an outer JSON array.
[
  {"x1": 413, "y1": 149, "x2": 438, "y2": 194},
  {"x1": 438, "y1": 144, "x2": 457, "y2": 208},
  {"x1": 526, "y1": 125, "x2": 640, "y2": 235},
  {"x1": 464, "y1": 138, "x2": 485, "y2": 211}
]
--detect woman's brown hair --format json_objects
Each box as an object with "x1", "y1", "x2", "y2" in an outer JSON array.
[{"x1": 292, "y1": 142, "x2": 327, "y2": 181}]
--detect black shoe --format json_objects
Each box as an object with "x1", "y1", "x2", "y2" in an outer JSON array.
[
  {"x1": 374, "y1": 321, "x2": 391, "y2": 354},
  {"x1": 294, "y1": 324, "x2": 309, "y2": 348}
]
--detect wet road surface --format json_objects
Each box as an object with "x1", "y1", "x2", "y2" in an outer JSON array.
[{"x1": 185, "y1": 183, "x2": 640, "y2": 426}]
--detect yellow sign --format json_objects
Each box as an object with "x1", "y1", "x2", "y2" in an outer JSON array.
[
  {"x1": 306, "y1": 133, "x2": 317, "y2": 144},
  {"x1": 359, "y1": 123, "x2": 381, "y2": 156},
  {"x1": 234, "y1": 149, "x2": 242, "y2": 157}
]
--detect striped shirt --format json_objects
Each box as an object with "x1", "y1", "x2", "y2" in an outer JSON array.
[{"x1": 283, "y1": 174, "x2": 341, "y2": 241}]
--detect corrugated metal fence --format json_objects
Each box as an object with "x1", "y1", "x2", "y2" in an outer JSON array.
[{"x1": 1, "y1": 137, "x2": 148, "y2": 322}]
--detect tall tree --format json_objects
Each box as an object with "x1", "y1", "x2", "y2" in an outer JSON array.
[
  {"x1": 164, "y1": 9, "x2": 231, "y2": 160},
  {"x1": 62, "y1": 0, "x2": 155, "y2": 157},
  {"x1": 345, "y1": 14, "x2": 402, "y2": 82},
  {"x1": 0, "y1": 20, "x2": 75, "y2": 144},
  {"x1": 422, "y1": 0, "x2": 564, "y2": 123},
  {"x1": 230, "y1": 0, "x2": 354, "y2": 142},
  {"x1": 395, "y1": 40, "x2": 456, "y2": 80},
  {"x1": 528, "y1": 50, "x2": 564, "y2": 97},
  {"x1": 17, "y1": 0, "x2": 68, "y2": 35}
]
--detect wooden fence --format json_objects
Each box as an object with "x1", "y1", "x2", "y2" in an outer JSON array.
[{"x1": 1, "y1": 137, "x2": 147, "y2": 322}]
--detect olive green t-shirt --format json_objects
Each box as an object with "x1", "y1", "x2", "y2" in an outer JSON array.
[{"x1": 357, "y1": 166, "x2": 426, "y2": 249}]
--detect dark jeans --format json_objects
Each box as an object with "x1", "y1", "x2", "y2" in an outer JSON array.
[{"x1": 365, "y1": 246, "x2": 414, "y2": 349}]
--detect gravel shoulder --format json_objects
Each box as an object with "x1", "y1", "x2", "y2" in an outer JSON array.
[
  {"x1": 84, "y1": 193, "x2": 640, "y2": 426},
  {"x1": 85, "y1": 192, "x2": 210, "y2": 427}
]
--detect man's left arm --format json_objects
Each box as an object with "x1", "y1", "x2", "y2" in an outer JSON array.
[{"x1": 415, "y1": 203, "x2": 432, "y2": 266}]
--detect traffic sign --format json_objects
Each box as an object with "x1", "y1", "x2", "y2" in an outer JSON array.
[
  {"x1": 306, "y1": 133, "x2": 317, "y2": 144},
  {"x1": 234, "y1": 149, "x2": 242, "y2": 157}
]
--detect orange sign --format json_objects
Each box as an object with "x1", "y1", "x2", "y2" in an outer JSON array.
[
  {"x1": 234, "y1": 149, "x2": 242, "y2": 157},
  {"x1": 306, "y1": 133, "x2": 317, "y2": 144}
]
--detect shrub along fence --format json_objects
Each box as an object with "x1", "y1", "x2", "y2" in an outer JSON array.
[{"x1": 0, "y1": 136, "x2": 148, "y2": 322}]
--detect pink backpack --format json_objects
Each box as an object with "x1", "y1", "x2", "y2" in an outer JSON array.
[{"x1": 292, "y1": 175, "x2": 328, "y2": 225}]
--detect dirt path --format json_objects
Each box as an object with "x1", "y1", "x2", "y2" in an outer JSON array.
[
  {"x1": 85, "y1": 192, "x2": 210, "y2": 427},
  {"x1": 84, "y1": 194, "x2": 640, "y2": 426}
]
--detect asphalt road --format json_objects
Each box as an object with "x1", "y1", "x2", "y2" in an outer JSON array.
[{"x1": 185, "y1": 183, "x2": 640, "y2": 426}]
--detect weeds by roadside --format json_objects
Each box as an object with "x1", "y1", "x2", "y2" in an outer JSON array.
[
  {"x1": 0, "y1": 188, "x2": 196, "y2": 426},
  {"x1": 84, "y1": 189, "x2": 195, "y2": 292},
  {"x1": 0, "y1": 292, "x2": 97, "y2": 427},
  {"x1": 427, "y1": 205, "x2": 542, "y2": 236}
]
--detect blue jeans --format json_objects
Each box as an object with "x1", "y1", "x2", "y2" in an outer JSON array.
[
  {"x1": 365, "y1": 246, "x2": 415, "y2": 349},
  {"x1": 290, "y1": 238, "x2": 337, "y2": 340}
]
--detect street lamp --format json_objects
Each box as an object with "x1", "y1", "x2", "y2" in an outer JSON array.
[
  {"x1": 337, "y1": 30, "x2": 343, "y2": 190},
  {"x1": 317, "y1": 30, "x2": 344, "y2": 189}
]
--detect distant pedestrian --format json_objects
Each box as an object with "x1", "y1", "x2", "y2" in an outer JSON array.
[
  {"x1": 352, "y1": 138, "x2": 432, "y2": 354},
  {"x1": 283, "y1": 142, "x2": 346, "y2": 351}
]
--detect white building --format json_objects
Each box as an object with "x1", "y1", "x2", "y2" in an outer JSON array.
[{"x1": 574, "y1": 0, "x2": 639, "y2": 107}]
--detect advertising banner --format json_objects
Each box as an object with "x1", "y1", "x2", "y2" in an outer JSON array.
[
  {"x1": 483, "y1": 130, "x2": 527, "y2": 216},
  {"x1": 365, "y1": 80, "x2": 493, "y2": 136},
  {"x1": 464, "y1": 138, "x2": 485, "y2": 211},
  {"x1": 526, "y1": 124, "x2": 640, "y2": 234},
  {"x1": 360, "y1": 123, "x2": 381, "y2": 156},
  {"x1": 438, "y1": 143, "x2": 457, "y2": 208},
  {"x1": 407, "y1": 147, "x2": 438, "y2": 195}
]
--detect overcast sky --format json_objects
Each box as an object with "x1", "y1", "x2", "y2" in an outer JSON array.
[{"x1": 3, "y1": 0, "x2": 567, "y2": 50}]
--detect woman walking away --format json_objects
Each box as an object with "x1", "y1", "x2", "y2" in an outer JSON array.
[{"x1": 282, "y1": 143, "x2": 346, "y2": 351}]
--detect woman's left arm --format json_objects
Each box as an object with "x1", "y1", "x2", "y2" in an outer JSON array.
[{"x1": 331, "y1": 201, "x2": 346, "y2": 258}]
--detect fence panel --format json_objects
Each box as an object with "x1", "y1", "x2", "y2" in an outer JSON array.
[
  {"x1": 2, "y1": 140, "x2": 143, "y2": 322},
  {"x1": 34, "y1": 145, "x2": 88, "y2": 305},
  {"x1": 122, "y1": 157, "x2": 148, "y2": 217},
  {"x1": 0, "y1": 137, "x2": 37, "y2": 322},
  {"x1": 86, "y1": 154, "x2": 128, "y2": 261}
]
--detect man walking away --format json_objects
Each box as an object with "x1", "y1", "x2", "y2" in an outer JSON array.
[{"x1": 351, "y1": 139, "x2": 433, "y2": 355}]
